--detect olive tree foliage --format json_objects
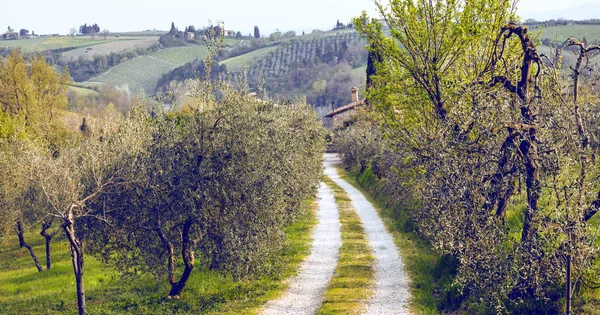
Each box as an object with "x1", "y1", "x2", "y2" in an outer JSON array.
[
  {"x1": 84, "y1": 37, "x2": 326, "y2": 298},
  {"x1": 86, "y1": 85, "x2": 325, "y2": 298},
  {"x1": 26, "y1": 112, "x2": 150, "y2": 315},
  {"x1": 351, "y1": 0, "x2": 600, "y2": 312}
]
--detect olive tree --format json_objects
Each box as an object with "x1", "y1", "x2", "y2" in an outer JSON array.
[
  {"x1": 353, "y1": 0, "x2": 600, "y2": 312},
  {"x1": 85, "y1": 80, "x2": 326, "y2": 299},
  {"x1": 27, "y1": 113, "x2": 149, "y2": 315}
]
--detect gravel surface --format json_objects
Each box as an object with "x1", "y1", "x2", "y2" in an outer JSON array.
[
  {"x1": 324, "y1": 153, "x2": 412, "y2": 315},
  {"x1": 262, "y1": 182, "x2": 342, "y2": 315}
]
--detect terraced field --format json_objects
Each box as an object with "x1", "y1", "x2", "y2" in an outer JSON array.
[{"x1": 86, "y1": 45, "x2": 209, "y2": 94}]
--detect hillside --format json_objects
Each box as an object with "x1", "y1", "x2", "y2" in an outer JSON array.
[
  {"x1": 61, "y1": 37, "x2": 158, "y2": 61},
  {"x1": 0, "y1": 36, "x2": 151, "y2": 53},
  {"x1": 85, "y1": 45, "x2": 209, "y2": 95},
  {"x1": 156, "y1": 30, "x2": 368, "y2": 111},
  {"x1": 534, "y1": 24, "x2": 600, "y2": 43}
]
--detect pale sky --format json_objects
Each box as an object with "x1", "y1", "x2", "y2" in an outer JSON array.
[{"x1": 1, "y1": 0, "x2": 599, "y2": 35}]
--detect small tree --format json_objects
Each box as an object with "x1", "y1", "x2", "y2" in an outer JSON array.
[
  {"x1": 19, "y1": 29, "x2": 29, "y2": 38},
  {"x1": 102, "y1": 29, "x2": 109, "y2": 40},
  {"x1": 29, "y1": 114, "x2": 149, "y2": 315},
  {"x1": 254, "y1": 25, "x2": 260, "y2": 38},
  {"x1": 69, "y1": 28, "x2": 77, "y2": 38}
]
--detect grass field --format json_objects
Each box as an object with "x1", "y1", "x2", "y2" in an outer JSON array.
[
  {"x1": 0, "y1": 199, "x2": 316, "y2": 314},
  {"x1": 67, "y1": 85, "x2": 100, "y2": 96},
  {"x1": 86, "y1": 45, "x2": 209, "y2": 95},
  {"x1": 352, "y1": 65, "x2": 367, "y2": 75},
  {"x1": 0, "y1": 36, "x2": 149, "y2": 53},
  {"x1": 534, "y1": 24, "x2": 600, "y2": 43},
  {"x1": 220, "y1": 46, "x2": 278, "y2": 72},
  {"x1": 61, "y1": 38, "x2": 158, "y2": 61}
]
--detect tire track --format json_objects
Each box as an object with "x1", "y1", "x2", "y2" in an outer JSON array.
[
  {"x1": 262, "y1": 183, "x2": 342, "y2": 315},
  {"x1": 324, "y1": 154, "x2": 411, "y2": 315}
]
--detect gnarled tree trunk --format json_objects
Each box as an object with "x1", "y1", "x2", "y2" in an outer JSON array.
[
  {"x1": 63, "y1": 216, "x2": 86, "y2": 315},
  {"x1": 16, "y1": 220, "x2": 43, "y2": 272},
  {"x1": 40, "y1": 218, "x2": 59, "y2": 270},
  {"x1": 158, "y1": 219, "x2": 198, "y2": 299}
]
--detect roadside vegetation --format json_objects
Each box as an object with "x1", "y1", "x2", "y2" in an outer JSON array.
[{"x1": 330, "y1": 0, "x2": 600, "y2": 313}]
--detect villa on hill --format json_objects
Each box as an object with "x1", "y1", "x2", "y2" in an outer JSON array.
[{"x1": 325, "y1": 87, "x2": 365, "y2": 130}]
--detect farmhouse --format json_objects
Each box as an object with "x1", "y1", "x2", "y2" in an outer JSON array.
[
  {"x1": 186, "y1": 32, "x2": 195, "y2": 41},
  {"x1": 325, "y1": 87, "x2": 365, "y2": 130}
]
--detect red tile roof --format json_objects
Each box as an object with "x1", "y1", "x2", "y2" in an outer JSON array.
[{"x1": 324, "y1": 100, "x2": 365, "y2": 117}]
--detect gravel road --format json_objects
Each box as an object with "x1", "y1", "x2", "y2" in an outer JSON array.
[
  {"x1": 324, "y1": 153, "x2": 411, "y2": 315},
  {"x1": 262, "y1": 182, "x2": 342, "y2": 315}
]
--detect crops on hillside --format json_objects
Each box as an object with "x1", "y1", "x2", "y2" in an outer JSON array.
[
  {"x1": 87, "y1": 45, "x2": 209, "y2": 94},
  {"x1": 245, "y1": 31, "x2": 363, "y2": 80},
  {"x1": 220, "y1": 46, "x2": 278, "y2": 72}
]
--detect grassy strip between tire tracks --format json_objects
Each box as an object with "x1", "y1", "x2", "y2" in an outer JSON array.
[
  {"x1": 0, "y1": 198, "x2": 317, "y2": 315},
  {"x1": 337, "y1": 167, "x2": 448, "y2": 315},
  {"x1": 318, "y1": 176, "x2": 375, "y2": 314}
]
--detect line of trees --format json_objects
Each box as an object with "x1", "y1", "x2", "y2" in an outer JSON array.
[
  {"x1": 334, "y1": 0, "x2": 600, "y2": 313},
  {"x1": 79, "y1": 23, "x2": 100, "y2": 35},
  {"x1": 0, "y1": 44, "x2": 326, "y2": 315}
]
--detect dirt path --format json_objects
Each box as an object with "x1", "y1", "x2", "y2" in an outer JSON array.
[
  {"x1": 262, "y1": 183, "x2": 342, "y2": 315},
  {"x1": 324, "y1": 154, "x2": 411, "y2": 315}
]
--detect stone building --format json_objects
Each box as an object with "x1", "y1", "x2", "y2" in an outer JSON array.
[{"x1": 324, "y1": 87, "x2": 365, "y2": 130}]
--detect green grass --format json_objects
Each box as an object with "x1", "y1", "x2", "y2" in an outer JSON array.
[
  {"x1": 352, "y1": 65, "x2": 367, "y2": 75},
  {"x1": 534, "y1": 24, "x2": 600, "y2": 43},
  {"x1": 220, "y1": 46, "x2": 278, "y2": 72},
  {"x1": 318, "y1": 176, "x2": 374, "y2": 314},
  {"x1": 338, "y1": 166, "x2": 457, "y2": 315},
  {"x1": 151, "y1": 46, "x2": 208, "y2": 65},
  {"x1": 86, "y1": 45, "x2": 209, "y2": 95},
  {"x1": 0, "y1": 199, "x2": 316, "y2": 314},
  {"x1": 67, "y1": 85, "x2": 100, "y2": 96}
]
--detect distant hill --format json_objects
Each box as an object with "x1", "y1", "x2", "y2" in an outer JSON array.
[
  {"x1": 522, "y1": 2, "x2": 600, "y2": 21},
  {"x1": 156, "y1": 29, "x2": 368, "y2": 111}
]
